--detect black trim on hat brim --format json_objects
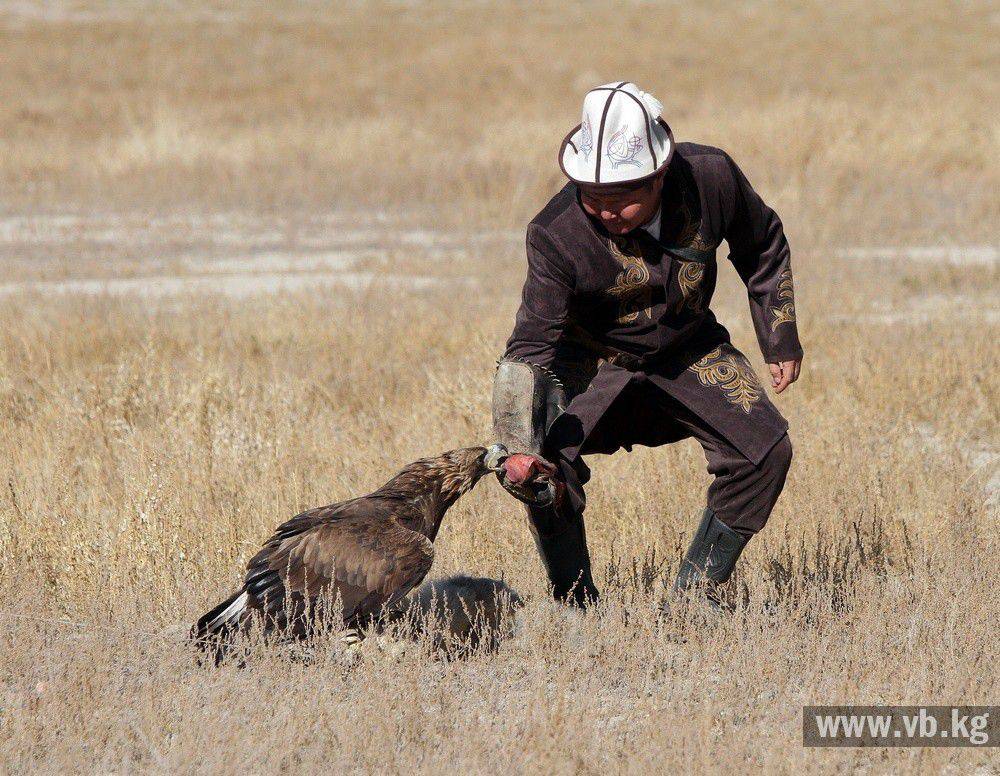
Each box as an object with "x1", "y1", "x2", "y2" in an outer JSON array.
[{"x1": 558, "y1": 118, "x2": 675, "y2": 189}]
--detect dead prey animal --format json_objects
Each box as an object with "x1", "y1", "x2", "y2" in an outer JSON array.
[{"x1": 191, "y1": 446, "x2": 506, "y2": 664}]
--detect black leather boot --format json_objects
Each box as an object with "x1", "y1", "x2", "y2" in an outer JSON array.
[
  {"x1": 674, "y1": 508, "x2": 750, "y2": 608},
  {"x1": 527, "y1": 503, "x2": 599, "y2": 607}
]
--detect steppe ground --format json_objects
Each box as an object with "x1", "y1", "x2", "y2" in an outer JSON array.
[{"x1": 0, "y1": 1, "x2": 997, "y2": 773}]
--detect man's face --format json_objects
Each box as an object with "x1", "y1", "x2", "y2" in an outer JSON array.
[{"x1": 578, "y1": 173, "x2": 665, "y2": 235}]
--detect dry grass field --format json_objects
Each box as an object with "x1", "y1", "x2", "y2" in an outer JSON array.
[{"x1": 0, "y1": 1, "x2": 998, "y2": 773}]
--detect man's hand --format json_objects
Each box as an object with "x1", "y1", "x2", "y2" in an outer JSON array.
[{"x1": 767, "y1": 358, "x2": 802, "y2": 394}]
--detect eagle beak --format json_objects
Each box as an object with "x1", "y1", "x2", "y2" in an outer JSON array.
[{"x1": 483, "y1": 444, "x2": 509, "y2": 473}]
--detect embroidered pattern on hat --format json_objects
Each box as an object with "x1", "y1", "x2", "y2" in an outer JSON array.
[
  {"x1": 580, "y1": 117, "x2": 594, "y2": 161},
  {"x1": 606, "y1": 124, "x2": 643, "y2": 169}
]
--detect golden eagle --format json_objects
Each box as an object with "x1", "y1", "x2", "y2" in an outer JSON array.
[{"x1": 192, "y1": 446, "x2": 498, "y2": 663}]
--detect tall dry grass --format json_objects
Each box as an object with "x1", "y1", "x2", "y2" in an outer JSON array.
[{"x1": 0, "y1": 1, "x2": 997, "y2": 773}]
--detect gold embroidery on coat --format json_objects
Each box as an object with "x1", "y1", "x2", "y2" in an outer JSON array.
[
  {"x1": 673, "y1": 196, "x2": 699, "y2": 247},
  {"x1": 769, "y1": 268, "x2": 796, "y2": 331},
  {"x1": 667, "y1": 185, "x2": 714, "y2": 252},
  {"x1": 665, "y1": 188, "x2": 714, "y2": 314},
  {"x1": 606, "y1": 236, "x2": 652, "y2": 324},
  {"x1": 675, "y1": 261, "x2": 706, "y2": 313},
  {"x1": 688, "y1": 232, "x2": 714, "y2": 252},
  {"x1": 689, "y1": 347, "x2": 762, "y2": 414}
]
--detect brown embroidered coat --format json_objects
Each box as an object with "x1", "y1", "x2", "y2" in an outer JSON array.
[{"x1": 504, "y1": 143, "x2": 803, "y2": 465}]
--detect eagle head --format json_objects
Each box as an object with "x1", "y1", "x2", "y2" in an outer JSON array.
[
  {"x1": 376, "y1": 447, "x2": 494, "y2": 527},
  {"x1": 440, "y1": 446, "x2": 491, "y2": 488},
  {"x1": 413, "y1": 446, "x2": 493, "y2": 513}
]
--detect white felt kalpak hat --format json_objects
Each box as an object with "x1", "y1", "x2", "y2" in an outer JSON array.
[{"x1": 559, "y1": 81, "x2": 674, "y2": 188}]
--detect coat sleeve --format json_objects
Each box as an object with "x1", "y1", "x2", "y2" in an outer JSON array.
[
  {"x1": 722, "y1": 153, "x2": 803, "y2": 363},
  {"x1": 503, "y1": 224, "x2": 574, "y2": 369}
]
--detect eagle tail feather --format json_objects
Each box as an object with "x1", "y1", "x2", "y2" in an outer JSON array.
[
  {"x1": 190, "y1": 588, "x2": 251, "y2": 665},
  {"x1": 198, "y1": 590, "x2": 250, "y2": 635}
]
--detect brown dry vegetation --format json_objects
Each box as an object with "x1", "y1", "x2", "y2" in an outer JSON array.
[{"x1": 0, "y1": 1, "x2": 997, "y2": 773}]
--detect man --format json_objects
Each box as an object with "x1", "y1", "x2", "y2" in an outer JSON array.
[{"x1": 492, "y1": 82, "x2": 802, "y2": 608}]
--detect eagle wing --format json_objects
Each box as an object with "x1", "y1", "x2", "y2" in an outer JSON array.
[{"x1": 244, "y1": 497, "x2": 434, "y2": 627}]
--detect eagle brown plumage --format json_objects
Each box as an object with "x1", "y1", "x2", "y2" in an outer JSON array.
[{"x1": 191, "y1": 446, "x2": 491, "y2": 663}]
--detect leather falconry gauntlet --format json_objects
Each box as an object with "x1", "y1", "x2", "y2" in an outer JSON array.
[{"x1": 490, "y1": 359, "x2": 567, "y2": 507}]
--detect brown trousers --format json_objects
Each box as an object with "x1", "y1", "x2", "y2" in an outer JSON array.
[
  {"x1": 578, "y1": 375, "x2": 792, "y2": 535},
  {"x1": 529, "y1": 373, "x2": 792, "y2": 602}
]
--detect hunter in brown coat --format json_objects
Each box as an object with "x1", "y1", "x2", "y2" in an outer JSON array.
[{"x1": 494, "y1": 82, "x2": 802, "y2": 608}]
